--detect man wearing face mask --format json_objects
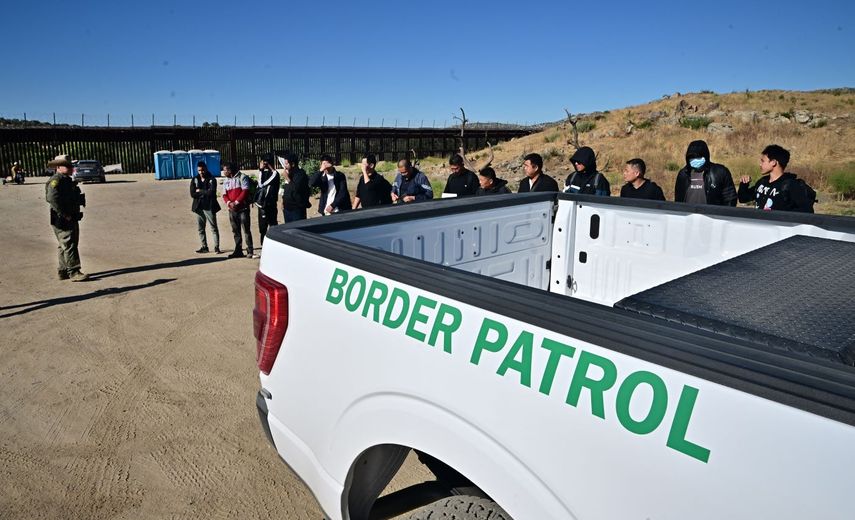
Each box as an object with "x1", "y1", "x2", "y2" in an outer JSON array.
[{"x1": 674, "y1": 140, "x2": 737, "y2": 206}]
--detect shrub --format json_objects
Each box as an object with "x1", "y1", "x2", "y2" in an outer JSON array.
[
  {"x1": 779, "y1": 111, "x2": 794, "y2": 119},
  {"x1": 666, "y1": 161, "x2": 681, "y2": 171},
  {"x1": 302, "y1": 157, "x2": 320, "y2": 175},
  {"x1": 544, "y1": 132, "x2": 560, "y2": 143},
  {"x1": 542, "y1": 147, "x2": 562, "y2": 159},
  {"x1": 577, "y1": 121, "x2": 596, "y2": 133},
  {"x1": 340, "y1": 158, "x2": 352, "y2": 167},
  {"x1": 376, "y1": 161, "x2": 397, "y2": 172},
  {"x1": 679, "y1": 116, "x2": 712, "y2": 130},
  {"x1": 811, "y1": 119, "x2": 828, "y2": 128},
  {"x1": 829, "y1": 167, "x2": 855, "y2": 199},
  {"x1": 635, "y1": 119, "x2": 654, "y2": 130}
]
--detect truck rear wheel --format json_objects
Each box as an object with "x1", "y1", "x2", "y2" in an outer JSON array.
[{"x1": 407, "y1": 495, "x2": 512, "y2": 520}]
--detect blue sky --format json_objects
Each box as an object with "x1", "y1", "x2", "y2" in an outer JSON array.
[{"x1": 2, "y1": 0, "x2": 853, "y2": 126}]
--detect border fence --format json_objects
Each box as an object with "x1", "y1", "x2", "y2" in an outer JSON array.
[{"x1": 0, "y1": 125, "x2": 532, "y2": 176}]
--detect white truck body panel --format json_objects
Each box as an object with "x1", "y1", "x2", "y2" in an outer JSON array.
[{"x1": 257, "y1": 195, "x2": 855, "y2": 520}]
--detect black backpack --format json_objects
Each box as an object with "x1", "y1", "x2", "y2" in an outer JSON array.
[{"x1": 783, "y1": 177, "x2": 817, "y2": 213}]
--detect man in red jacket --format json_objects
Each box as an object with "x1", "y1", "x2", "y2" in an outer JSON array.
[{"x1": 222, "y1": 162, "x2": 257, "y2": 259}]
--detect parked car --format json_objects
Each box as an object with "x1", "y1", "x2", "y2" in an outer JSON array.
[{"x1": 72, "y1": 160, "x2": 106, "y2": 183}]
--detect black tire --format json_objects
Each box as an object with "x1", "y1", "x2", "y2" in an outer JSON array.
[
  {"x1": 100, "y1": 175, "x2": 106, "y2": 183},
  {"x1": 407, "y1": 495, "x2": 512, "y2": 520}
]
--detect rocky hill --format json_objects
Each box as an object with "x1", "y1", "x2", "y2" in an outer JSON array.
[{"x1": 420, "y1": 89, "x2": 855, "y2": 215}]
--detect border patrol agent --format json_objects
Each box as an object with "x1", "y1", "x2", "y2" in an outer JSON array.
[{"x1": 45, "y1": 155, "x2": 88, "y2": 281}]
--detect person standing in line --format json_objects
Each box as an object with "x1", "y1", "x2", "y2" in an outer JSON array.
[
  {"x1": 255, "y1": 156, "x2": 281, "y2": 244},
  {"x1": 45, "y1": 154, "x2": 88, "y2": 281},
  {"x1": 443, "y1": 154, "x2": 479, "y2": 197},
  {"x1": 475, "y1": 167, "x2": 511, "y2": 196},
  {"x1": 674, "y1": 140, "x2": 737, "y2": 206},
  {"x1": 619, "y1": 158, "x2": 665, "y2": 200},
  {"x1": 222, "y1": 162, "x2": 257, "y2": 259},
  {"x1": 564, "y1": 146, "x2": 610, "y2": 196},
  {"x1": 353, "y1": 153, "x2": 392, "y2": 209},
  {"x1": 280, "y1": 153, "x2": 311, "y2": 223},
  {"x1": 309, "y1": 155, "x2": 351, "y2": 215},
  {"x1": 517, "y1": 153, "x2": 559, "y2": 193},
  {"x1": 392, "y1": 159, "x2": 434, "y2": 203},
  {"x1": 191, "y1": 161, "x2": 222, "y2": 253},
  {"x1": 737, "y1": 144, "x2": 815, "y2": 213}
]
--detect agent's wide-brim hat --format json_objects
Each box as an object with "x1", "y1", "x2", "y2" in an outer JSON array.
[{"x1": 47, "y1": 155, "x2": 73, "y2": 168}]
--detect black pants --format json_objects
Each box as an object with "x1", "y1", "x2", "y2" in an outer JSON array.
[
  {"x1": 283, "y1": 207, "x2": 307, "y2": 223},
  {"x1": 257, "y1": 204, "x2": 278, "y2": 245},
  {"x1": 228, "y1": 209, "x2": 253, "y2": 254}
]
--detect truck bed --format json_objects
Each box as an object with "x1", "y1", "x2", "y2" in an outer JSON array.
[{"x1": 615, "y1": 236, "x2": 855, "y2": 365}]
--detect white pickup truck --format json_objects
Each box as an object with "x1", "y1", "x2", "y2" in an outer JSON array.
[{"x1": 253, "y1": 193, "x2": 855, "y2": 520}]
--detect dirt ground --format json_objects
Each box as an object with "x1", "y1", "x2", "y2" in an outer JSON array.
[{"x1": 0, "y1": 173, "x2": 431, "y2": 520}]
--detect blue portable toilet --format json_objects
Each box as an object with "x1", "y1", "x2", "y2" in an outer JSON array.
[
  {"x1": 188, "y1": 149, "x2": 205, "y2": 177},
  {"x1": 203, "y1": 149, "x2": 221, "y2": 177},
  {"x1": 154, "y1": 150, "x2": 174, "y2": 180},
  {"x1": 172, "y1": 150, "x2": 191, "y2": 179}
]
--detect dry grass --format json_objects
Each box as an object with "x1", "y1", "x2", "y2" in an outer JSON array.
[{"x1": 464, "y1": 89, "x2": 855, "y2": 214}]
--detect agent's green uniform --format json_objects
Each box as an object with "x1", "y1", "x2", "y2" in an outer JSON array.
[{"x1": 45, "y1": 173, "x2": 83, "y2": 278}]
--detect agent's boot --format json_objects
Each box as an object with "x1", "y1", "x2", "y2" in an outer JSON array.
[{"x1": 69, "y1": 271, "x2": 89, "y2": 282}]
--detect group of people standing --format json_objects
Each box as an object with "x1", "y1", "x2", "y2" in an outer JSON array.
[
  {"x1": 515, "y1": 139, "x2": 815, "y2": 214},
  {"x1": 41, "y1": 136, "x2": 818, "y2": 281},
  {"x1": 188, "y1": 139, "x2": 816, "y2": 259}
]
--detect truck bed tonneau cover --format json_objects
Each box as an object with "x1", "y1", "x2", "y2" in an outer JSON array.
[{"x1": 615, "y1": 236, "x2": 855, "y2": 365}]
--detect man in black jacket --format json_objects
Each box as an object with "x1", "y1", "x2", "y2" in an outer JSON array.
[
  {"x1": 518, "y1": 153, "x2": 559, "y2": 193},
  {"x1": 353, "y1": 154, "x2": 392, "y2": 208},
  {"x1": 281, "y1": 153, "x2": 311, "y2": 223},
  {"x1": 475, "y1": 167, "x2": 511, "y2": 195},
  {"x1": 737, "y1": 144, "x2": 815, "y2": 213},
  {"x1": 309, "y1": 154, "x2": 352, "y2": 215},
  {"x1": 620, "y1": 158, "x2": 665, "y2": 200},
  {"x1": 443, "y1": 154, "x2": 479, "y2": 197},
  {"x1": 674, "y1": 140, "x2": 737, "y2": 206},
  {"x1": 256, "y1": 156, "x2": 280, "y2": 244},
  {"x1": 190, "y1": 161, "x2": 222, "y2": 253},
  {"x1": 564, "y1": 146, "x2": 610, "y2": 196}
]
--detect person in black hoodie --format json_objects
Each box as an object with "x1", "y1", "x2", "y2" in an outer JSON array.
[
  {"x1": 737, "y1": 144, "x2": 814, "y2": 213},
  {"x1": 255, "y1": 156, "x2": 281, "y2": 244},
  {"x1": 674, "y1": 140, "x2": 737, "y2": 206},
  {"x1": 564, "y1": 147, "x2": 610, "y2": 196},
  {"x1": 475, "y1": 167, "x2": 511, "y2": 196},
  {"x1": 190, "y1": 161, "x2": 222, "y2": 253},
  {"x1": 518, "y1": 153, "x2": 559, "y2": 193},
  {"x1": 281, "y1": 153, "x2": 311, "y2": 223},
  {"x1": 620, "y1": 158, "x2": 665, "y2": 200},
  {"x1": 309, "y1": 154, "x2": 352, "y2": 215},
  {"x1": 443, "y1": 154, "x2": 479, "y2": 197}
]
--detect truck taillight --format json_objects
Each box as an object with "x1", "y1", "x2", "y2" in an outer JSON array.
[{"x1": 254, "y1": 271, "x2": 289, "y2": 375}]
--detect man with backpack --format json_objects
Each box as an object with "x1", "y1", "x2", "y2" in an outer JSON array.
[
  {"x1": 564, "y1": 146, "x2": 610, "y2": 196},
  {"x1": 255, "y1": 156, "x2": 280, "y2": 245},
  {"x1": 222, "y1": 162, "x2": 257, "y2": 258},
  {"x1": 738, "y1": 145, "x2": 815, "y2": 213}
]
